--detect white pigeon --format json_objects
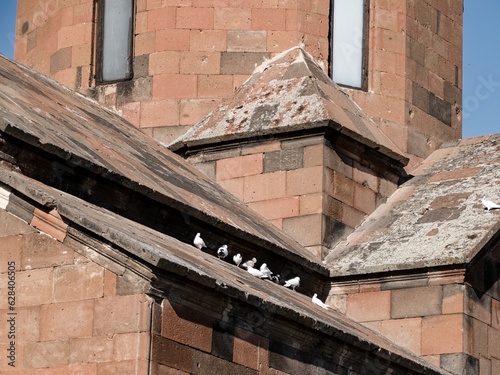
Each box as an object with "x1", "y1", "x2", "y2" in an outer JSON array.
[
  {"x1": 217, "y1": 245, "x2": 228, "y2": 259},
  {"x1": 260, "y1": 263, "x2": 273, "y2": 279},
  {"x1": 233, "y1": 253, "x2": 242, "y2": 267},
  {"x1": 246, "y1": 266, "x2": 266, "y2": 278},
  {"x1": 312, "y1": 293, "x2": 330, "y2": 310},
  {"x1": 193, "y1": 233, "x2": 206, "y2": 250},
  {"x1": 284, "y1": 276, "x2": 300, "y2": 291},
  {"x1": 241, "y1": 257, "x2": 257, "y2": 270},
  {"x1": 481, "y1": 196, "x2": 500, "y2": 211}
]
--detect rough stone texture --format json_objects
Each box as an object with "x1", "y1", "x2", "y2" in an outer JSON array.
[
  {"x1": 171, "y1": 47, "x2": 407, "y2": 166},
  {"x1": 0, "y1": 204, "x2": 152, "y2": 374},
  {"x1": 391, "y1": 286, "x2": 443, "y2": 318},
  {"x1": 325, "y1": 137, "x2": 500, "y2": 277},
  {"x1": 263, "y1": 148, "x2": 304, "y2": 173},
  {"x1": 50, "y1": 46, "x2": 72, "y2": 75},
  {"x1": 440, "y1": 353, "x2": 479, "y2": 375},
  {"x1": 190, "y1": 127, "x2": 405, "y2": 260}
]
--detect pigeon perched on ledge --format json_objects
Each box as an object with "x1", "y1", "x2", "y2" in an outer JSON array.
[
  {"x1": 233, "y1": 253, "x2": 242, "y2": 267},
  {"x1": 312, "y1": 293, "x2": 330, "y2": 310},
  {"x1": 270, "y1": 274, "x2": 280, "y2": 284},
  {"x1": 284, "y1": 276, "x2": 300, "y2": 291},
  {"x1": 247, "y1": 266, "x2": 267, "y2": 278},
  {"x1": 260, "y1": 263, "x2": 273, "y2": 279},
  {"x1": 241, "y1": 257, "x2": 257, "y2": 270},
  {"x1": 217, "y1": 245, "x2": 228, "y2": 259},
  {"x1": 193, "y1": 233, "x2": 206, "y2": 250},
  {"x1": 482, "y1": 196, "x2": 500, "y2": 211}
]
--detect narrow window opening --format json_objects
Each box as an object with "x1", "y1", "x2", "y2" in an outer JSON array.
[
  {"x1": 97, "y1": 0, "x2": 134, "y2": 84},
  {"x1": 330, "y1": 0, "x2": 368, "y2": 89}
]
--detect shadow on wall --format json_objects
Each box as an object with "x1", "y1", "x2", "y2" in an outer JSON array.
[
  {"x1": 151, "y1": 293, "x2": 418, "y2": 374},
  {"x1": 465, "y1": 228, "x2": 500, "y2": 299}
]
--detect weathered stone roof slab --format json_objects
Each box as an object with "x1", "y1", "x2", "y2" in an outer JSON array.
[
  {"x1": 170, "y1": 47, "x2": 407, "y2": 165},
  {"x1": 325, "y1": 135, "x2": 500, "y2": 276}
]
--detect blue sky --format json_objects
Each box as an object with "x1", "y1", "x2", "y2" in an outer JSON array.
[{"x1": 0, "y1": 0, "x2": 497, "y2": 138}]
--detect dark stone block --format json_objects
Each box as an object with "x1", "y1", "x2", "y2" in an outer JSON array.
[
  {"x1": 264, "y1": 148, "x2": 304, "y2": 173},
  {"x1": 409, "y1": 39, "x2": 425, "y2": 66},
  {"x1": 263, "y1": 151, "x2": 281, "y2": 173},
  {"x1": 412, "y1": 82, "x2": 451, "y2": 126},
  {"x1": 6, "y1": 192, "x2": 35, "y2": 224},
  {"x1": 151, "y1": 335, "x2": 194, "y2": 372},
  {"x1": 269, "y1": 341, "x2": 322, "y2": 374},
  {"x1": 50, "y1": 47, "x2": 72, "y2": 76},
  {"x1": 192, "y1": 348, "x2": 257, "y2": 375},
  {"x1": 134, "y1": 54, "x2": 149, "y2": 78},
  {"x1": 212, "y1": 320, "x2": 234, "y2": 361},
  {"x1": 220, "y1": 52, "x2": 269, "y2": 75},
  {"x1": 263, "y1": 148, "x2": 304, "y2": 173},
  {"x1": 412, "y1": 82, "x2": 430, "y2": 113},
  {"x1": 429, "y1": 91, "x2": 452, "y2": 126},
  {"x1": 268, "y1": 341, "x2": 297, "y2": 374},
  {"x1": 116, "y1": 76, "x2": 152, "y2": 105},
  {"x1": 280, "y1": 148, "x2": 304, "y2": 170},
  {"x1": 315, "y1": 358, "x2": 348, "y2": 375},
  {"x1": 417, "y1": 206, "x2": 464, "y2": 224},
  {"x1": 440, "y1": 353, "x2": 479, "y2": 375}
]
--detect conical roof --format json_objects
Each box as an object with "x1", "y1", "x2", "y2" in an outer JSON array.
[{"x1": 170, "y1": 46, "x2": 407, "y2": 164}]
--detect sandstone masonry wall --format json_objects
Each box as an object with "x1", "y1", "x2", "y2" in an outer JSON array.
[
  {"x1": 187, "y1": 136, "x2": 399, "y2": 260},
  {"x1": 15, "y1": 0, "x2": 462, "y2": 162},
  {"x1": 0, "y1": 207, "x2": 152, "y2": 374},
  {"x1": 328, "y1": 273, "x2": 500, "y2": 375}
]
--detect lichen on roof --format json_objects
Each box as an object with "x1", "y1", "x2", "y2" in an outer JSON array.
[
  {"x1": 325, "y1": 135, "x2": 500, "y2": 277},
  {"x1": 170, "y1": 46, "x2": 407, "y2": 164}
]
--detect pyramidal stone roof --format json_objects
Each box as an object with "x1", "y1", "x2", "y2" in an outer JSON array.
[
  {"x1": 170, "y1": 46, "x2": 407, "y2": 164},
  {"x1": 325, "y1": 135, "x2": 500, "y2": 277}
]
